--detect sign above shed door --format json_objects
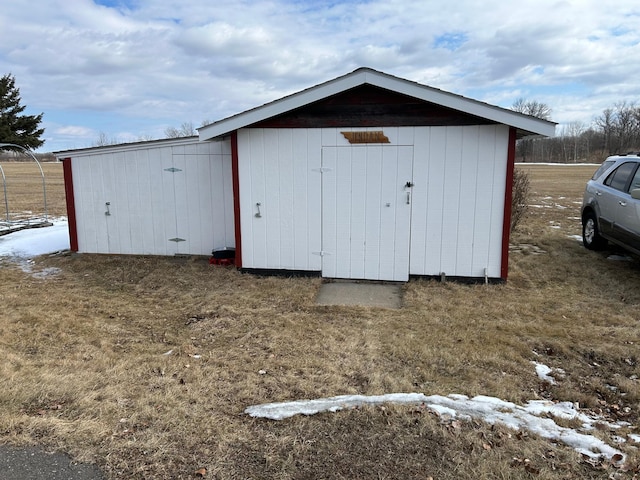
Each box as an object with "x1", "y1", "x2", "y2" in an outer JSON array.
[{"x1": 321, "y1": 145, "x2": 413, "y2": 281}]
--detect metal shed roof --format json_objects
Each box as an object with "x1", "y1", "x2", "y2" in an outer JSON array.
[{"x1": 198, "y1": 67, "x2": 556, "y2": 141}]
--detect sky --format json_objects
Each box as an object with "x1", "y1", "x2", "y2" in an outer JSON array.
[{"x1": 1, "y1": 0, "x2": 639, "y2": 152}]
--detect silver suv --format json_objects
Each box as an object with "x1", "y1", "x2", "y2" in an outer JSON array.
[{"x1": 582, "y1": 154, "x2": 640, "y2": 254}]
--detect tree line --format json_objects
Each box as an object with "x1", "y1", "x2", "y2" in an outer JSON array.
[{"x1": 515, "y1": 101, "x2": 640, "y2": 163}]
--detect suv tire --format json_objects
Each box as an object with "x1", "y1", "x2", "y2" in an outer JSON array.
[{"x1": 582, "y1": 211, "x2": 607, "y2": 250}]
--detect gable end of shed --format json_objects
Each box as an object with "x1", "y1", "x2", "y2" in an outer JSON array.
[{"x1": 249, "y1": 84, "x2": 497, "y2": 129}]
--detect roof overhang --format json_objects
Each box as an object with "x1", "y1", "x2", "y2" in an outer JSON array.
[
  {"x1": 198, "y1": 68, "x2": 556, "y2": 141},
  {"x1": 53, "y1": 136, "x2": 201, "y2": 159}
]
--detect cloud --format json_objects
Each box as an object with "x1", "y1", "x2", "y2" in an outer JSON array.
[
  {"x1": 53, "y1": 125, "x2": 95, "y2": 137},
  {"x1": 1, "y1": 0, "x2": 639, "y2": 151},
  {"x1": 175, "y1": 23, "x2": 275, "y2": 57}
]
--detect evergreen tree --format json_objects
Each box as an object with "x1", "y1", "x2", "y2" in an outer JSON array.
[{"x1": 0, "y1": 74, "x2": 45, "y2": 150}]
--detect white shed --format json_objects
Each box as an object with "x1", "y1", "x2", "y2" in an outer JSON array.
[
  {"x1": 58, "y1": 68, "x2": 555, "y2": 282},
  {"x1": 59, "y1": 137, "x2": 234, "y2": 256}
]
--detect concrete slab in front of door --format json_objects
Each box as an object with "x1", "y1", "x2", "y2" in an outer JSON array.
[{"x1": 315, "y1": 281, "x2": 403, "y2": 308}]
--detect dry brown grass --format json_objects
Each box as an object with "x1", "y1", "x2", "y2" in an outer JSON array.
[
  {"x1": 0, "y1": 163, "x2": 639, "y2": 479},
  {"x1": 0, "y1": 161, "x2": 67, "y2": 222}
]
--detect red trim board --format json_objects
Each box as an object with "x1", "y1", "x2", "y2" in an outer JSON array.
[
  {"x1": 62, "y1": 158, "x2": 79, "y2": 252},
  {"x1": 500, "y1": 127, "x2": 517, "y2": 280},
  {"x1": 231, "y1": 131, "x2": 242, "y2": 268}
]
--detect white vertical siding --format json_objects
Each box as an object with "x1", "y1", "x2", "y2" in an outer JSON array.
[
  {"x1": 238, "y1": 128, "x2": 323, "y2": 271},
  {"x1": 238, "y1": 125, "x2": 509, "y2": 279},
  {"x1": 71, "y1": 139, "x2": 233, "y2": 256},
  {"x1": 409, "y1": 125, "x2": 508, "y2": 277}
]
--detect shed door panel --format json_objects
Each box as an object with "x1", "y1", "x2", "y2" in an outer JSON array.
[{"x1": 321, "y1": 145, "x2": 413, "y2": 281}]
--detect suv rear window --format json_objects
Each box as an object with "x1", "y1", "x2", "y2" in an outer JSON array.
[{"x1": 592, "y1": 160, "x2": 615, "y2": 180}]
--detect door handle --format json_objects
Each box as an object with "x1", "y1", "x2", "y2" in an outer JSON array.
[
  {"x1": 619, "y1": 201, "x2": 627, "y2": 207},
  {"x1": 406, "y1": 192, "x2": 410, "y2": 204}
]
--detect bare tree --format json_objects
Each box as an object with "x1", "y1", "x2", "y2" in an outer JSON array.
[
  {"x1": 613, "y1": 101, "x2": 638, "y2": 153},
  {"x1": 559, "y1": 121, "x2": 587, "y2": 162},
  {"x1": 511, "y1": 98, "x2": 553, "y2": 162},
  {"x1": 594, "y1": 102, "x2": 640, "y2": 154},
  {"x1": 165, "y1": 121, "x2": 196, "y2": 138},
  {"x1": 595, "y1": 108, "x2": 614, "y2": 154},
  {"x1": 511, "y1": 98, "x2": 552, "y2": 120},
  {"x1": 92, "y1": 132, "x2": 121, "y2": 147}
]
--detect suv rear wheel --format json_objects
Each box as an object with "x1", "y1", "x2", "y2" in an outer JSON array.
[{"x1": 582, "y1": 211, "x2": 607, "y2": 250}]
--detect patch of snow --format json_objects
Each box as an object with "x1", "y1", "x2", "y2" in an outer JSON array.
[
  {"x1": 245, "y1": 393, "x2": 429, "y2": 420},
  {"x1": 629, "y1": 434, "x2": 640, "y2": 443},
  {"x1": 568, "y1": 235, "x2": 583, "y2": 242},
  {"x1": 245, "y1": 393, "x2": 626, "y2": 461},
  {"x1": 0, "y1": 219, "x2": 69, "y2": 278},
  {"x1": 532, "y1": 362, "x2": 564, "y2": 384},
  {"x1": 0, "y1": 218, "x2": 69, "y2": 258},
  {"x1": 17, "y1": 259, "x2": 62, "y2": 278},
  {"x1": 523, "y1": 400, "x2": 590, "y2": 425}
]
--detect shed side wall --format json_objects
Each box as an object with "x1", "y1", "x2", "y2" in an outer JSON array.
[{"x1": 70, "y1": 140, "x2": 233, "y2": 255}]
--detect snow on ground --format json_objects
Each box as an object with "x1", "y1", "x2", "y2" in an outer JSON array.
[
  {"x1": 246, "y1": 363, "x2": 635, "y2": 463},
  {"x1": 0, "y1": 218, "x2": 70, "y2": 276},
  {"x1": 532, "y1": 361, "x2": 565, "y2": 384},
  {"x1": 0, "y1": 218, "x2": 69, "y2": 258},
  {"x1": 245, "y1": 393, "x2": 625, "y2": 461}
]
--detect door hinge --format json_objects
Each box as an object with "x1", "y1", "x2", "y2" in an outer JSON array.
[
  {"x1": 312, "y1": 251, "x2": 331, "y2": 257},
  {"x1": 168, "y1": 237, "x2": 186, "y2": 243},
  {"x1": 311, "y1": 168, "x2": 333, "y2": 173},
  {"x1": 164, "y1": 167, "x2": 182, "y2": 173}
]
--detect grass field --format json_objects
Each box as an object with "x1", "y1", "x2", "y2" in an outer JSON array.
[
  {"x1": 0, "y1": 162, "x2": 639, "y2": 479},
  {"x1": 0, "y1": 161, "x2": 67, "y2": 222}
]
